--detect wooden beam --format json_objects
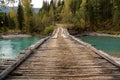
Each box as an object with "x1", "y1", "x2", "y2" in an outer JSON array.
[
  {"x1": 69, "y1": 34, "x2": 120, "y2": 68},
  {"x1": 0, "y1": 37, "x2": 50, "y2": 80}
]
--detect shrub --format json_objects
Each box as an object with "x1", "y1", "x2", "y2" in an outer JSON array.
[{"x1": 44, "y1": 25, "x2": 55, "y2": 35}]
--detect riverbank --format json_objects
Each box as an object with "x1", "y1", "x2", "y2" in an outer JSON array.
[
  {"x1": 74, "y1": 32, "x2": 120, "y2": 64},
  {"x1": 0, "y1": 34, "x2": 32, "y2": 39},
  {"x1": 75, "y1": 32, "x2": 120, "y2": 38}
]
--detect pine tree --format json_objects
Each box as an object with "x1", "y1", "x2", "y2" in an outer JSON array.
[
  {"x1": 113, "y1": 0, "x2": 120, "y2": 30},
  {"x1": 17, "y1": 0, "x2": 24, "y2": 31},
  {"x1": 62, "y1": 0, "x2": 72, "y2": 23},
  {"x1": 70, "y1": 0, "x2": 81, "y2": 14},
  {"x1": 22, "y1": 0, "x2": 33, "y2": 33},
  {"x1": 56, "y1": 0, "x2": 64, "y2": 21},
  {"x1": 8, "y1": 8, "x2": 17, "y2": 31},
  {"x1": 4, "y1": 13, "x2": 9, "y2": 27}
]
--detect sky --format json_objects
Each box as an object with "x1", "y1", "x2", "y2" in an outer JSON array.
[
  {"x1": 9, "y1": 0, "x2": 51, "y2": 8},
  {"x1": 31, "y1": 0, "x2": 51, "y2": 8}
]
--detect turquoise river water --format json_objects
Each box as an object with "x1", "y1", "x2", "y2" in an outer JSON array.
[
  {"x1": 80, "y1": 36, "x2": 120, "y2": 57},
  {"x1": 0, "y1": 36, "x2": 120, "y2": 59},
  {"x1": 0, "y1": 37, "x2": 41, "y2": 59}
]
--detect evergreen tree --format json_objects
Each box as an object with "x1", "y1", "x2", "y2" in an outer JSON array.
[
  {"x1": 70, "y1": 0, "x2": 81, "y2": 14},
  {"x1": 4, "y1": 13, "x2": 9, "y2": 27},
  {"x1": 17, "y1": 0, "x2": 24, "y2": 31},
  {"x1": 62, "y1": 0, "x2": 72, "y2": 23},
  {"x1": 113, "y1": 0, "x2": 120, "y2": 30},
  {"x1": 8, "y1": 8, "x2": 17, "y2": 31},
  {"x1": 56, "y1": 0, "x2": 64, "y2": 21},
  {"x1": 22, "y1": 0, "x2": 33, "y2": 33}
]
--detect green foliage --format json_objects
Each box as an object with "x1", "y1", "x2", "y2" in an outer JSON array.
[
  {"x1": 61, "y1": 0, "x2": 120, "y2": 33},
  {"x1": 8, "y1": 8, "x2": 17, "y2": 30},
  {"x1": 70, "y1": 0, "x2": 81, "y2": 14},
  {"x1": 17, "y1": 1, "x2": 24, "y2": 31},
  {"x1": 113, "y1": 0, "x2": 120, "y2": 29},
  {"x1": 4, "y1": 13, "x2": 9, "y2": 26},
  {"x1": 1, "y1": 0, "x2": 120, "y2": 35},
  {"x1": 98, "y1": 31, "x2": 120, "y2": 35},
  {"x1": 0, "y1": 12, "x2": 4, "y2": 27},
  {"x1": 22, "y1": 0, "x2": 33, "y2": 33},
  {"x1": 0, "y1": 12, "x2": 4, "y2": 17},
  {"x1": 61, "y1": 0, "x2": 72, "y2": 23},
  {"x1": 44, "y1": 25, "x2": 55, "y2": 35}
]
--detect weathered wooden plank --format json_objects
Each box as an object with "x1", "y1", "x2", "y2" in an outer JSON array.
[
  {"x1": 7, "y1": 74, "x2": 120, "y2": 77},
  {"x1": 2, "y1": 26, "x2": 120, "y2": 80},
  {"x1": 0, "y1": 37, "x2": 50, "y2": 80},
  {"x1": 69, "y1": 35, "x2": 120, "y2": 68}
]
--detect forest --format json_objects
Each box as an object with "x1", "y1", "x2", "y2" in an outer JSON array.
[{"x1": 0, "y1": 0, "x2": 120, "y2": 35}]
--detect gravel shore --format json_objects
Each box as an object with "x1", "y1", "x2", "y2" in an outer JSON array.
[
  {"x1": 81, "y1": 32, "x2": 120, "y2": 37},
  {"x1": 0, "y1": 34, "x2": 31, "y2": 38}
]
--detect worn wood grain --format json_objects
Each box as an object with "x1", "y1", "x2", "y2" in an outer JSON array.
[{"x1": 0, "y1": 24, "x2": 120, "y2": 80}]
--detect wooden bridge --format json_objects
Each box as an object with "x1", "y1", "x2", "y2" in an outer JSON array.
[{"x1": 0, "y1": 24, "x2": 120, "y2": 80}]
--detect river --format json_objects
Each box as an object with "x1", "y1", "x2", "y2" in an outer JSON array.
[
  {"x1": 1, "y1": 36, "x2": 120, "y2": 59},
  {"x1": 0, "y1": 37, "x2": 41, "y2": 59},
  {"x1": 80, "y1": 36, "x2": 120, "y2": 57}
]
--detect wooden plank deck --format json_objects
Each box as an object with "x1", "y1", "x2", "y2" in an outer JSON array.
[{"x1": 1, "y1": 24, "x2": 120, "y2": 80}]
